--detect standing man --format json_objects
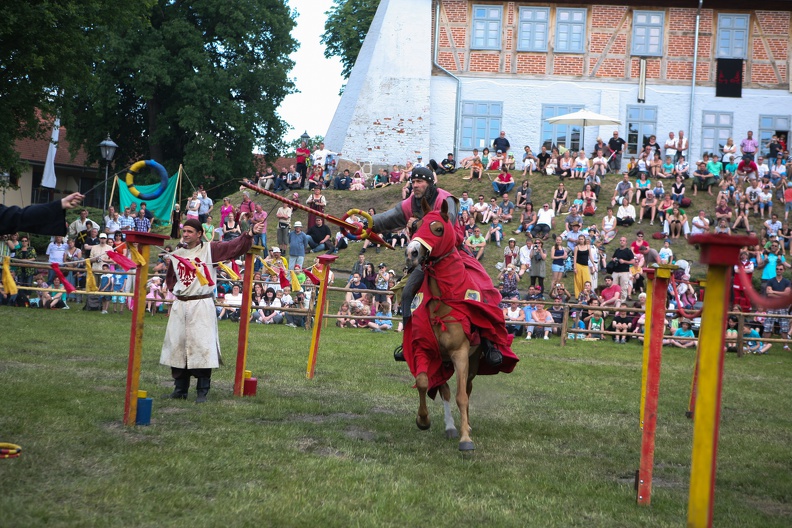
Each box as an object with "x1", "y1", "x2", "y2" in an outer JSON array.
[
  {"x1": 295, "y1": 140, "x2": 311, "y2": 188},
  {"x1": 676, "y1": 130, "x2": 688, "y2": 163},
  {"x1": 68, "y1": 209, "x2": 94, "y2": 240},
  {"x1": 608, "y1": 130, "x2": 626, "y2": 173},
  {"x1": 198, "y1": 190, "x2": 213, "y2": 224},
  {"x1": 493, "y1": 131, "x2": 510, "y2": 154},
  {"x1": 610, "y1": 236, "x2": 635, "y2": 300},
  {"x1": 133, "y1": 209, "x2": 151, "y2": 232},
  {"x1": 118, "y1": 207, "x2": 135, "y2": 232},
  {"x1": 664, "y1": 132, "x2": 678, "y2": 161},
  {"x1": 287, "y1": 221, "x2": 309, "y2": 270},
  {"x1": 46, "y1": 235, "x2": 68, "y2": 283},
  {"x1": 161, "y1": 218, "x2": 265, "y2": 403},
  {"x1": 741, "y1": 131, "x2": 759, "y2": 161},
  {"x1": 275, "y1": 199, "x2": 292, "y2": 253}
]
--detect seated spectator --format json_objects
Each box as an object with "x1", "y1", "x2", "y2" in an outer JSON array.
[
  {"x1": 692, "y1": 161, "x2": 714, "y2": 196},
  {"x1": 367, "y1": 301, "x2": 393, "y2": 332},
  {"x1": 333, "y1": 169, "x2": 352, "y2": 190},
  {"x1": 612, "y1": 174, "x2": 634, "y2": 207},
  {"x1": 616, "y1": 201, "x2": 636, "y2": 226},
  {"x1": 499, "y1": 194, "x2": 515, "y2": 223},
  {"x1": 345, "y1": 273, "x2": 368, "y2": 302},
  {"x1": 599, "y1": 276, "x2": 622, "y2": 308},
  {"x1": 534, "y1": 203, "x2": 555, "y2": 240},
  {"x1": 663, "y1": 318, "x2": 697, "y2": 348},
  {"x1": 690, "y1": 210, "x2": 711, "y2": 235},
  {"x1": 465, "y1": 226, "x2": 487, "y2": 260},
  {"x1": 218, "y1": 283, "x2": 243, "y2": 321},
  {"x1": 285, "y1": 290, "x2": 308, "y2": 328},
  {"x1": 336, "y1": 301, "x2": 356, "y2": 328},
  {"x1": 492, "y1": 167, "x2": 515, "y2": 195},
  {"x1": 527, "y1": 303, "x2": 553, "y2": 340},
  {"x1": 504, "y1": 298, "x2": 525, "y2": 337},
  {"x1": 611, "y1": 310, "x2": 633, "y2": 343},
  {"x1": 251, "y1": 287, "x2": 283, "y2": 325}
]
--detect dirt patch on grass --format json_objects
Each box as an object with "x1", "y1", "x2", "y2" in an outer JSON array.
[
  {"x1": 101, "y1": 421, "x2": 157, "y2": 444},
  {"x1": 344, "y1": 426, "x2": 377, "y2": 441},
  {"x1": 370, "y1": 406, "x2": 397, "y2": 415},
  {"x1": 288, "y1": 412, "x2": 362, "y2": 424},
  {"x1": 294, "y1": 436, "x2": 347, "y2": 458},
  {"x1": 65, "y1": 356, "x2": 94, "y2": 362},
  {"x1": 748, "y1": 497, "x2": 792, "y2": 517}
]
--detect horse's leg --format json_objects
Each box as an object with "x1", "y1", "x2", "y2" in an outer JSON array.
[
  {"x1": 415, "y1": 372, "x2": 430, "y2": 430},
  {"x1": 451, "y1": 344, "x2": 474, "y2": 451},
  {"x1": 465, "y1": 349, "x2": 479, "y2": 434},
  {"x1": 439, "y1": 383, "x2": 458, "y2": 439}
]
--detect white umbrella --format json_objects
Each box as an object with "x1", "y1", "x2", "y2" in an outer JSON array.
[{"x1": 545, "y1": 109, "x2": 621, "y2": 153}]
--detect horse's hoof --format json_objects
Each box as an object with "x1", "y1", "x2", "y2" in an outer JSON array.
[
  {"x1": 459, "y1": 441, "x2": 475, "y2": 451},
  {"x1": 445, "y1": 428, "x2": 459, "y2": 439},
  {"x1": 416, "y1": 418, "x2": 431, "y2": 431}
]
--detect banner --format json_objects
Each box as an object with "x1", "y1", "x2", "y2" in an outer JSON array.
[
  {"x1": 41, "y1": 118, "x2": 60, "y2": 188},
  {"x1": 716, "y1": 59, "x2": 743, "y2": 98},
  {"x1": 118, "y1": 170, "x2": 179, "y2": 225}
]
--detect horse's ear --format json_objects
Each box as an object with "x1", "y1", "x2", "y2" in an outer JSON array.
[
  {"x1": 440, "y1": 198, "x2": 449, "y2": 222},
  {"x1": 421, "y1": 198, "x2": 431, "y2": 216}
]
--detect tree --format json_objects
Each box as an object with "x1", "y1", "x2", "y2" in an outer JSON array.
[
  {"x1": 321, "y1": 0, "x2": 380, "y2": 79},
  {"x1": 0, "y1": 0, "x2": 154, "y2": 174},
  {"x1": 61, "y1": 0, "x2": 298, "y2": 194}
]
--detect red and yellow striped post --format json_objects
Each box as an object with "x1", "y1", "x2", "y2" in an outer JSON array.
[
  {"x1": 122, "y1": 231, "x2": 169, "y2": 427},
  {"x1": 686, "y1": 234, "x2": 755, "y2": 528},
  {"x1": 639, "y1": 268, "x2": 655, "y2": 430},
  {"x1": 637, "y1": 264, "x2": 673, "y2": 505},
  {"x1": 306, "y1": 254, "x2": 338, "y2": 379},
  {"x1": 234, "y1": 245, "x2": 264, "y2": 397}
]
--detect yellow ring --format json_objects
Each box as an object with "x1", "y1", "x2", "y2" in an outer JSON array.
[
  {"x1": 345, "y1": 209, "x2": 374, "y2": 239},
  {"x1": 125, "y1": 160, "x2": 147, "y2": 198}
]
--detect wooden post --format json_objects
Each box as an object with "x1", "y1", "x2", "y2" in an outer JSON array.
[
  {"x1": 122, "y1": 231, "x2": 169, "y2": 427},
  {"x1": 559, "y1": 305, "x2": 570, "y2": 347},
  {"x1": 639, "y1": 268, "x2": 656, "y2": 430},
  {"x1": 686, "y1": 234, "x2": 756, "y2": 528},
  {"x1": 636, "y1": 265, "x2": 673, "y2": 506},
  {"x1": 736, "y1": 312, "x2": 745, "y2": 358},
  {"x1": 306, "y1": 254, "x2": 338, "y2": 379},
  {"x1": 687, "y1": 347, "x2": 700, "y2": 419},
  {"x1": 234, "y1": 245, "x2": 264, "y2": 397}
]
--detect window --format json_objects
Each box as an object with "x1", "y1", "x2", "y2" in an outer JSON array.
[
  {"x1": 30, "y1": 169, "x2": 54, "y2": 204},
  {"x1": 717, "y1": 14, "x2": 749, "y2": 59},
  {"x1": 472, "y1": 5, "x2": 502, "y2": 50},
  {"x1": 701, "y1": 111, "x2": 733, "y2": 155},
  {"x1": 555, "y1": 8, "x2": 586, "y2": 53},
  {"x1": 79, "y1": 177, "x2": 102, "y2": 209},
  {"x1": 460, "y1": 101, "x2": 502, "y2": 150},
  {"x1": 517, "y1": 7, "x2": 549, "y2": 52},
  {"x1": 758, "y1": 115, "x2": 791, "y2": 157},
  {"x1": 632, "y1": 11, "x2": 664, "y2": 56},
  {"x1": 626, "y1": 105, "x2": 657, "y2": 156},
  {"x1": 541, "y1": 104, "x2": 583, "y2": 152}
]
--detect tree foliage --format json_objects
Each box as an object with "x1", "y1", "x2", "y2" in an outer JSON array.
[
  {"x1": 321, "y1": 0, "x2": 380, "y2": 79},
  {"x1": 60, "y1": 0, "x2": 298, "y2": 193},
  {"x1": 0, "y1": 0, "x2": 153, "y2": 175},
  {"x1": 284, "y1": 135, "x2": 324, "y2": 156}
]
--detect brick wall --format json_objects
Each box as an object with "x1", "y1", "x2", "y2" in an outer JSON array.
[{"x1": 434, "y1": 1, "x2": 791, "y2": 89}]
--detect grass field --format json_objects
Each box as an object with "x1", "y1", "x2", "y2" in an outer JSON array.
[{"x1": 1, "y1": 307, "x2": 791, "y2": 527}]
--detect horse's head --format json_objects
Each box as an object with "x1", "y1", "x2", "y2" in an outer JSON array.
[{"x1": 405, "y1": 199, "x2": 456, "y2": 269}]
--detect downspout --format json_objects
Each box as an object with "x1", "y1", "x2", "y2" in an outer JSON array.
[
  {"x1": 434, "y1": 1, "x2": 461, "y2": 160},
  {"x1": 688, "y1": 0, "x2": 703, "y2": 159}
]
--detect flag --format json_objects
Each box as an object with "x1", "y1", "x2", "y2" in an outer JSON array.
[{"x1": 41, "y1": 118, "x2": 60, "y2": 189}]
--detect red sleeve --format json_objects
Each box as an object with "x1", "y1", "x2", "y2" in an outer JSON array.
[
  {"x1": 210, "y1": 233, "x2": 253, "y2": 263},
  {"x1": 166, "y1": 261, "x2": 176, "y2": 292}
]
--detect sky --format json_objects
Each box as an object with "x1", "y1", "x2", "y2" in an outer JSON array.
[{"x1": 278, "y1": 0, "x2": 345, "y2": 143}]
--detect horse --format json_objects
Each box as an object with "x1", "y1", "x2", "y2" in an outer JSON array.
[{"x1": 403, "y1": 199, "x2": 518, "y2": 451}]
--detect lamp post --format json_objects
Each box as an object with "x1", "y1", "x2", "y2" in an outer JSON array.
[
  {"x1": 98, "y1": 135, "x2": 118, "y2": 219},
  {"x1": 300, "y1": 130, "x2": 310, "y2": 144}
]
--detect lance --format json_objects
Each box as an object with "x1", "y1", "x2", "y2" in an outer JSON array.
[{"x1": 239, "y1": 181, "x2": 394, "y2": 250}]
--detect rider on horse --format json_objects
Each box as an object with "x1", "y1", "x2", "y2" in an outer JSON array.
[{"x1": 371, "y1": 167, "x2": 504, "y2": 366}]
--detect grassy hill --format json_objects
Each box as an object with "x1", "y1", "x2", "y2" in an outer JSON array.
[{"x1": 226, "y1": 169, "x2": 714, "y2": 287}]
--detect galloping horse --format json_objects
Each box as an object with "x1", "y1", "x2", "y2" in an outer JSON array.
[{"x1": 404, "y1": 200, "x2": 518, "y2": 451}]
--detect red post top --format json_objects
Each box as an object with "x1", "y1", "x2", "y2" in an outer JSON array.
[
  {"x1": 316, "y1": 254, "x2": 339, "y2": 265},
  {"x1": 122, "y1": 231, "x2": 169, "y2": 246},
  {"x1": 688, "y1": 234, "x2": 758, "y2": 267}
]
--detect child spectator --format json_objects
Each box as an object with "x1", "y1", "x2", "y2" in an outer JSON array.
[
  {"x1": 664, "y1": 318, "x2": 697, "y2": 348},
  {"x1": 112, "y1": 268, "x2": 126, "y2": 314},
  {"x1": 100, "y1": 264, "x2": 114, "y2": 314}
]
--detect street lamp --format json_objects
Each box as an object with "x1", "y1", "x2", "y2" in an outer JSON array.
[
  {"x1": 98, "y1": 135, "x2": 118, "y2": 219},
  {"x1": 300, "y1": 130, "x2": 310, "y2": 144}
]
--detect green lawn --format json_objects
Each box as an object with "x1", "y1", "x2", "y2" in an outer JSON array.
[{"x1": 1, "y1": 308, "x2": 790, "y2": 527}]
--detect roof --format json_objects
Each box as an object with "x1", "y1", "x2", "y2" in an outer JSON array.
[
  {"x1": 14, "y1": 123, "x2": 96, "y2": 168},
  {"x1": 253, "y1": 154, "x2": 296, "y2": 171}
]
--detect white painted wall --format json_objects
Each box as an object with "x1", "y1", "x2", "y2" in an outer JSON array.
[
  {"x1": 437, "y1": 76, "x2": 791, "y2": 170},
  {"x1": 324, "y1": 0, "x2": 433, "y2": 166}
]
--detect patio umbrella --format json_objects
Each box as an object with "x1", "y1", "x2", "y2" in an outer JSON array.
[{"x1": 545, "y1": 109, "x2": 621, "y2": 153}]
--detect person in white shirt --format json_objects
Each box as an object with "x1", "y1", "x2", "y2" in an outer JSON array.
[
  {"x1": 46, "y1": 235, "x2": 68, "y2": 283},
  {"x1": 104, "y1": 211, "x2": 122, "y2": 235},
  {"x1": 664, "y1": 132, "x2": 678, "y2": 159},
  {"x1": 674, "y1": 157, "x2": 689, "y2": 179},
  {"x1": 534, "y1": 203, "x2": 555, "y2": 239},
  {"x1": 616, "y1": 202, "x2": 636, "y2": 226},
  {"x1": 590, "y1": 152, "x2": 607, "y2": 177},
  {"x1": 218, "y1": 283, "x2": 243, "y2": 320},
  {"x1": 756, "y1": 156, "x2": 770, "y2": 179},
  {"x1": 690, "y1": 210, "x2": 711, "y2": 235}
]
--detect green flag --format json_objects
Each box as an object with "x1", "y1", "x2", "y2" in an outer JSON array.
[{"x1": 118, "y1": 171, "x2": 179, "y2": 225}]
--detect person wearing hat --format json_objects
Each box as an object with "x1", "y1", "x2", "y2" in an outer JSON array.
[
  {"x1": 90, "y1": 232, "x2": 113, "y2": 271},
  {"x1": 370, "y1": 166, "x2": 509, "y2": 368},
  {"x1": 288, "y1": 221, "x2": 309, "y2": 270},
  {"x1": 414, "y1": 155, "x2": 425, "y2": 169},
  {"x1": 374, "y1": 263, "x2": 390, "y2": 303},
  {"x1": 664, "y1": 318, "x2": 697, "y2": 348},
  {"x1": 161, "y1": 217, "x2": 266, "y2": 403}
]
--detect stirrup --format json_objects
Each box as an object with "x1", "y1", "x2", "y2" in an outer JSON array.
[{"x1": 393, "y1": 345, "x2": 405, "y2": 362}]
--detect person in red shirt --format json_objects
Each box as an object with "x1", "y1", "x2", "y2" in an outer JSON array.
[
  {"x1": 736, "y1": 156, "x2": 758, "y2": 184},
  {"x1": 599, "y1": 275, "x2": 623, "y2": 308},
  {"x1": 630, "y1": 231, "x2": 649, "y2": 254},
  {"x1": 295, "y1": 140, "x2": 311, "y2": 188}
]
